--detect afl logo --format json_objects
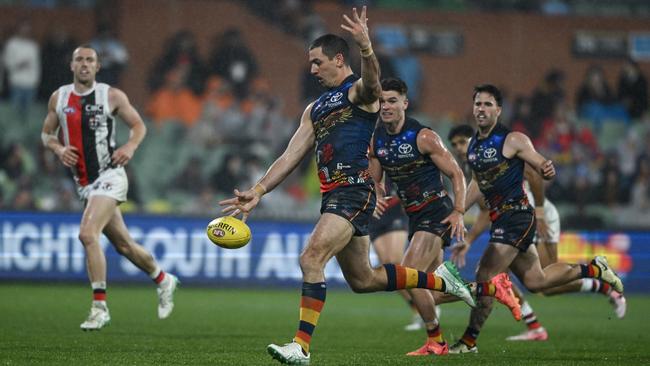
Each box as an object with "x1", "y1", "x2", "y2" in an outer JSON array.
[
  {"x1": 398, "y1": 144, "x2": 413, "y2": 154},
  {"x1": 63, "y1": 106, "x2": 76, "y2": 114},
  {"x1": 468, "y1": 153, "x2": 477, "y2": 162},
  {"x1": 483, "y1": 148, "x2": 497, "y2": 159},
  {"x1": 377, "y1": 148, "x2": 389, "y2": 157},
  {"x1": 329, "y1": 92, "x2": 343, "y2": 103},
  {"x1": 212, "y1": 228, "x2": 225, "y2": 238}
]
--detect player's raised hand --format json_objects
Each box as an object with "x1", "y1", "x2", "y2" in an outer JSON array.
[
  {"x1": 340, "y1": 6, "x2": 371, "y2": 49},
  {"x1": 450, "y1": 241, "x2": 470, "y2": 269},
  {"x1": 441, "y1": 210, "x2": 465, "y2": 243},
  {"x1": 57, "y1": 146, "x2": 80, "y2": 167},
  {"x1": 540, "y1": 159, "x2": 555, "y2": 180},
  {"x1": 219, "y1": 188, "x2": 261, "y2": 222}
]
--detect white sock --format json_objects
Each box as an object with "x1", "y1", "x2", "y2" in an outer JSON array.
[
  {"x1": 521, "y1": 301, "x2": 534, "y2": 317},
  {"x1": 580, "y1": 278, "x2": 595, "y2": 292}
]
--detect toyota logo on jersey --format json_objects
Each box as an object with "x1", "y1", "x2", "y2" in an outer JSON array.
[{"x1": 483, "y1": 147, "x2": 497, "y2": 159}]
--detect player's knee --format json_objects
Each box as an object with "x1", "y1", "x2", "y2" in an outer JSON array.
[
  {"x1": 78, "y1": 231, "x2": 97, "y2": 246},
  {"x1": 299, "y1": 251, "x2": 326, "y2": 275},
  {"x1": 522, "y1": 280, "x2": 544, "y2": 293}
]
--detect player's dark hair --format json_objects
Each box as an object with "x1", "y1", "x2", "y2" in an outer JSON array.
[
  {"x1": 381, "y1": 77, "x2": 408, "y2": 96},
  {"x1": 448, "y1": 124, "x2": 475, "y2": 141},
  {"x1": 309, "y1": 34, "x2": 350, "y2": 65},
  {"x1": 473, "y1": 84, "x2": 503, "y2": 106}
]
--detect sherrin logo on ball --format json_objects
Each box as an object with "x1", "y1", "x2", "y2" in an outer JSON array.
[{"x1": 206, "y1": 216, "x2": 251, "y2": 249}]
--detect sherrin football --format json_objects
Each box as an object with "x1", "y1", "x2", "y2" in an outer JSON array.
[{"x1": 206, "y1": 216, "x2": 251, "y2": 249}]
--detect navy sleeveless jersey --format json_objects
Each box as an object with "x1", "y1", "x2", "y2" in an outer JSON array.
[
  {"x1": 373, "y1": 117, "x2": 447, "y2": 213},
  {"x1": 467, "y1": 123, "x2": 527, "y2": 211},
  {"x1": 310, "y1": 75, "x2": 378, "y2": 192}
]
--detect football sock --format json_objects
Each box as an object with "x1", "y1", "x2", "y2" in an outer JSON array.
[
  {"x1": 580, "y1": 263, "x2": 601, "y2": 279},
  {"x1": 294, "y1": 282, "x2": 326, "y2": 355},
  {"x1": 460, "y1": 327, "x2": 479, "y2": 347},
  {"x1": 383, "y1": 264, "x2": 445, "y2": 292},
  {"x1": 581, "y1": 278, "x2": 612, "y2": 295},
  {"x1": 150, "y1": 266, "x2": 166, "y2": 285},
  {"x1": 475, "y1": 282, "x2": 496, "y2": 297},
  {"x1": 91, "y1": 281, "x2": 106, "y2": 307},
  {"x1": 427, "y1": 324, "x2": 444, "y2": 344},
  {"x1": 521, "y1": 301, "x2": 542, "y2": 330}
]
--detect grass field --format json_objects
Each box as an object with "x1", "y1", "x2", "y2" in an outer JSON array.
[{"x1": 0, "y1": 283, "x2": 647, "y2": 365}]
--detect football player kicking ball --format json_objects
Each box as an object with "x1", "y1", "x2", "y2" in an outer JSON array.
[
  {"x1": 220, "y1": 7, "x2": 475, "y2": 365},
  {"x1": 368, "y1": 77, "x2": 521, "y2": 356},
  {"x1": 447, "y1": 124, "x2": 627, "y2": 342},
  {"x1": 445, "y1": 84, "x2": 624, "y2": 354},
  {"x1": 41, "y1": 45, "x2": 179, "y2": 330}
]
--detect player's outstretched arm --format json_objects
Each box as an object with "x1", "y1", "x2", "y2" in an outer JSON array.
[
  {"x1": 110, "y1": 88, "x2": 146, "y2": 167},
  {"x1": 451, "y1": 201, "x2": 490, "y2": 268},
  {"x1": 341, "y1": 6, "x2": 381, "y2": 107},
  {"x1": 505, "y1": 131, "x2": 555, "y2": 180},
  {"x1": 41, "y1": 91, "x2": 79, "y2": 168},
  {"x1": 418, "y1": 129, "x2": 466, "y2": 241},
  {"x1": 219, "y1": 104, "x2": 316, "y2": 221}
]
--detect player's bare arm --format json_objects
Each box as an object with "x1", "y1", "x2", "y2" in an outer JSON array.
[
  {"x1": 109, "y1": 87, "x2": 146, "y2": 167},
  {"x1": 464, "y1": 174, "x2": 484, "y2": 212},
  {"x1": 503, "y1": 131, "x2": 555, "y2": 180},
  {"x1": 368, "y1": 138, "x2": 388, "y2": 217},
  {"x1": 341, "y1": 6, "x2": 381, "y2": 110},
  {"x1": 452, "y1": 203, "x2": 490, "y2": 269},
  {"x1": 41, "y1": 91, "x2": 79, "y2": 168},
  {"x1": 418, "y1": 129, "x2": 466, "y2": 241},
  {"x1": 220, "y1": 104, "x2": 316, "y2": 221},
  {"x1": 524, "y1": 163, "x2": 551, "y2": 241}
]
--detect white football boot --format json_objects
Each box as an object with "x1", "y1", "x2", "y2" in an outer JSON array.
[
  {"x1": 592, "y1": 256, "x2": 624, "y2": 293},
  {"x1": 80, "y1": 304, "x2": 111, "y2": 331},
  {"x1": 157, "y1": 274, "x2": 179, "y2": 319},
  {"x1": 609, "y1": 291, "x2": 627, "y2": 319},
  {"x1": 404, "y1": 313, "x2": 424, "y2": 331},
  {"x1": 267, "y1": 341, "x2": 310, "y2": 365},
  {"x1": 434, "y1": 261, "x2": 476, "y2": 307}
]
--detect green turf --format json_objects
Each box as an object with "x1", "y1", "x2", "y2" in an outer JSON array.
[{"x1": 0, "y1": 283, "x2": 647, "y2": 365}]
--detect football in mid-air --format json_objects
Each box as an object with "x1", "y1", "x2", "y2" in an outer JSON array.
[{"x1": 206, "y1": 216, "x2": 251, "y2": 249}]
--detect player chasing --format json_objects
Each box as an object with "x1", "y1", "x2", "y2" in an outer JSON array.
[
  {"x1": 41, "y1": 45, "x2": 179, "y2": 331},
  {"x1": 447, "y1": 125, "x2": 627, "y2": 341},
  {"x1": 219, "y1": 7, "x2": 475, "y2": 365},
  {"x1": 369, "y1": 77, "x2": 521, "y2": 356},
  {"x1": 446, "y1": 84, "x2": 624, "y2": 354}
]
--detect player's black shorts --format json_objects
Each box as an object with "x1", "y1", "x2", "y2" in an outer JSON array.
[
  {"x1": 368, "y1": 199, "x2": 408, "y2": 241},
  {"x1": 489, "y1": 207, "x2": 536, "y2": 251},
  {"x1": 321, "y1": 185, "x2": 376, "y2": 237},
  {"x1": 406, "y1": 196, "x2": 454, "y2": 247}
]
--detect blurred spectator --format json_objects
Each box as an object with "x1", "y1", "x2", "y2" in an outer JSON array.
[
  {"x1": 90, "y1": 23, "x2": 129, "y2": 86},
  {"x1": 630, "y1": 155, "x2": 650, "y2": 211},
  {"x1": 600, "y1": 152, "x2": 623, "y2": 207},
  {"x1": 576, "y1": 65, "x2": 629, "y2": 129},
  {"x1": 148, "y1": 30, "x2": 206, "y2": 95},
  {"x1": 172, "y1": 156, "x2": 206, "y2": 194},
  {"x1": 39, "y1": 28, "x2": 76, "y2": 100},
  {"x1": 211, "y1": 153, "x2": 248, "y2": 196},
  {"x1": 12, "y1": 186, "x2": 37, "y2": 211},
  {"x1": 529, "y1": 69, "x2": 565, "y2": 138},
  {"x1": 3, "y1": 20, "x2": 40, "y2": 117},
  {"x1": 146, "y1": 65, "x2": 202, "y2": 127},
  {"x1": 208, "y1": 28, "x2": 258, "y2": 100},
  {"x1": 509, "y1": 95, "x2": 532, "y2": 135},
  {"x1": 617, "y1": 58, "x2": 648, "y2": 120}
]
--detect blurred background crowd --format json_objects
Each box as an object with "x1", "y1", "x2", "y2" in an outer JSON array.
[{"x1": 1, "y1": 0, "x2": 649, "y2": 229}]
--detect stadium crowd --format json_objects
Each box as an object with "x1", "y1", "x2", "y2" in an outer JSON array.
[{"x1": 0, "y1": 1, "x2": 649, "y2": 229}]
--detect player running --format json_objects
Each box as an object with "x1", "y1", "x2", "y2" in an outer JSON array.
[
  {"x1": 447, "y1": 84, "x2": 624, "y2": 354},
  {"x1": 447, "y1": 124, "x2": 627, "y2": 342},
  {"x1": 369, "y1": 78, "x2": 520, "y2": 356},
  {"x1": 41, "y1": 45, "x2": 178, "y2": 331}
]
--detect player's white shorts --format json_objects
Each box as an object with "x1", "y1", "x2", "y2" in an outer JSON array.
[
  {"x1": 77, "y1": 167, "x2": 128, "y2": 203},
  {"x1": 538, "y1": 200, "x2": 560, "y2": 244}
]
